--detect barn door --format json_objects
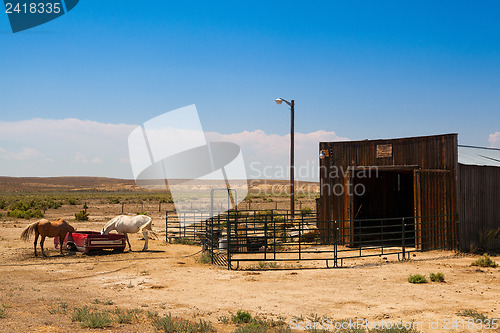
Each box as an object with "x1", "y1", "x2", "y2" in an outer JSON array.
[{"x1": 413, "y1": 169, "x2": 456, "y2": 250}]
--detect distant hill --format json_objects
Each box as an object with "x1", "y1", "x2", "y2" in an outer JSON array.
[{"x1": 0, "y1": 177, "x2": 319, "y2": 193}]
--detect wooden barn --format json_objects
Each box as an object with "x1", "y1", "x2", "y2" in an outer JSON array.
[{"x1": 317, "y1": 133, "x2": 500, "y2": 251}]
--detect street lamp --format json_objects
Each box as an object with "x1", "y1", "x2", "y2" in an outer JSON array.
[{"x1": 275, "y1": 98, "x2": 295, "y2": 217}]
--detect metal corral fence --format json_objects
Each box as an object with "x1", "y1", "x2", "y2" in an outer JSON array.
[
  {"x1": 166, "y1": 210, "x2": 457, "y2": 269},
  {"x1": 165, "y1": 209, "x2": 311, "y2": 243}
]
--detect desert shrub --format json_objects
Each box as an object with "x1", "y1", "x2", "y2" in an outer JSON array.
[
  {"x1": 113, "y1": 308, "x2": 138, "y2": 324},
  {"x1": 408, "y1": 274, "x2": 427, "y2": 284},
  {"x1": 152, "y1": 313, "x2": 216, "y2": 332},
  {"x1": 457, "y1": 309, "x2": 490, "y2": 321},
  {"x1": 274, "y1": 215, "x2": 285, "y2": 223},
  {"x1": 232, "y1": 317, "x2": 291, "y2": 333},
  {"x1": 471, "y1": 253, "x2": 498, "y2": 268},
  {"x1": 109, "y1": 197, "x2": 120, "y2": 204},
  {"x1": 255, "y1": 210, "x2": 274, "y2": 220},
  {"x1": 229, "y1": 211, "x2": 249, "y2": 218},
  {"x1": 198, "y1": 252, "x2": 212, "y2": 264},
  {"x1": 9, "y1": 198, "x2": 61, "y2": 211},
  {"x1": 67, "y1": 198, "x2": 77, "y2": 205},
  {"x1": 48, "y1": 301, "x2": 68, "y2": 314},
  {"x1": 300, "y1": 207, "x2": 313, "y2": 216},
  {"x1": 0, "y1": 306, "x2": 7, "y2": 319},
  {"x1": 429, "y1": 272, "x2": 445, "y2": 282},
  {"x1": 74, "y1": 210, "x2": 89, "y2": 221},
  {"x1": 160, "y1": 197, "x2": 174, "y2": 203},
  {"x1": 257, "y1": 261, "x2": 281, "y2": 269},
  {"x1": 136, "y1": 212, "x2": 150, "y2": 216},
  {"x1": 232, "y1": 310, "x2": 253, "y2": 324},
  {"x1": 233, "y1": 322, "x2": 271, "y2": 333},
  {"x1": 71, "y1": 306, "x2": 113, "y2": 328},
  {"x1": 0, "y1": 200, "x2": 7, "y2": 210},
  {"x1": 172, "y1": 238, "x2": 197, "y2": 245},
  {"x1": 7, "y1": 209, "x2": 44, "y2": 219}
]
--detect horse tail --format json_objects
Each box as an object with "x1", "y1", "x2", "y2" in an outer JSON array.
[{"x1": 20, "y1": 221, "x2": 39, "y2": 241}]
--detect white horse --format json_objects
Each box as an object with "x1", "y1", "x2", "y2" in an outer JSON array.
[{"x1": 101, "y1": 215, "x2": 156, "y2": 251}]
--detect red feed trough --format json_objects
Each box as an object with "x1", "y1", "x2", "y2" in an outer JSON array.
[{"x1": 54, "y1": 231, "x2": 126, "y2": 254}]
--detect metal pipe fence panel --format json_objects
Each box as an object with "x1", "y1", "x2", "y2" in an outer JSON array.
[{"x1": 166, "y1": 210, "x2": 457, "y2": 269}]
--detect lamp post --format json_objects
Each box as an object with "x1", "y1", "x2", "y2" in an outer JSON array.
[{"x1": 275, "y1": 98, "x2": 295, "y2": 217}]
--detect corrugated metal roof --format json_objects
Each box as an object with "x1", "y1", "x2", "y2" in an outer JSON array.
[{"x1": 458, "y1": 145, "x2": 500, "y2": 167}]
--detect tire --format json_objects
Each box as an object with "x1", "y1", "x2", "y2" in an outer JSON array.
[{"x1": 66, "y1": 242, "x2": 78, "y2": 252}]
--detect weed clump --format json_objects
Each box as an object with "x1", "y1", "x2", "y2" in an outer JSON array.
[
  {"x1": 74, "y1": 210, "x2": 89, "y2": 221},
  {"x1": 408, "y1": 274, "x2": 427, "y2": 284},
  {"x1": 153, "y1": 313, "x2": 216, "y2": 332},
  {"x1": 71, "y1": 306, "x2": 112, "y2": 329},
  {"x1": 471, "y1": 254, "x2": 497, "y2": 268},
  {"x1": 429, "y1": 272, "x2": 445, "y2": 282},
  {"x1": 232, "y1": 310, "x2": 253, "y2": 324}
]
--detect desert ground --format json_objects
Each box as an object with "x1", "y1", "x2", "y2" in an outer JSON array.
[{"x1": 0, "y1": 178, "x2": 498, "y2": 332}]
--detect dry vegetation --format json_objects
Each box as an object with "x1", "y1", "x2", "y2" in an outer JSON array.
[{"x1": 0, "y1": 177, "x2": 498, "y2": 332}]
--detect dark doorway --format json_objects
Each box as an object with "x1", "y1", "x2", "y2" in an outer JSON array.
[{"x1": 351, "y1": 170, "x2": 415, "y2": 246}]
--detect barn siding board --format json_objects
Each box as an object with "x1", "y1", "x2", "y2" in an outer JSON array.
[
  {"x1": 458, "y1": 164, "x2": 500, "y2": 251},
  {"x1": 319, "y1": 134, "x2": 458, "y2": 249}
]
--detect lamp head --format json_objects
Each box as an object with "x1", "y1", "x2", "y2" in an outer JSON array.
[{"x1": 275, "y1": 98, "x2": 283, "y2": 105}]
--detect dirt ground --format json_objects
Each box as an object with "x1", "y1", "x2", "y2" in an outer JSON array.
[{"x1": 0, "y1": 213, "x2": 498, "y2": 333}]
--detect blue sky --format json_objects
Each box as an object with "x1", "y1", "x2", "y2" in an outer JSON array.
[{"x1": 1, "y1": 1, "x2": 499, "y2": 178}]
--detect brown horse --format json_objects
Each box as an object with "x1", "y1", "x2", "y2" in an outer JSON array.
[{"x1": 20, "y1": 219, "x2": 75, "y2": 257}]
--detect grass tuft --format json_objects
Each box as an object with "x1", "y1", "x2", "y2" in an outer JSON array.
[
  {"x1": 232, "y1": 310, "x2": 253, "y2": 324},
  {"x1": 408, "y1": 274, "x2": 427, "y2": 284},
  {"x1": 153, "y1": 313, "x2": 216, "y2": 332},
  {"x1": 71, "y1": 306, "x2": 112, "y2": 329},
  {"x1": 457, "y1": 309, "x2": 490, "y2": 321},
  {"x1": 471, "y1": 253, "x2": 497, "y2": 267},
  {"x1": 0, "y1": 306, "x2": 7, "y2": 319},
  {"x1": 429, "y1": 272, "x2": 445, "y2": 282},
  {"x1": 198, "y1": 252, "x2": 212, "y2": 264}
]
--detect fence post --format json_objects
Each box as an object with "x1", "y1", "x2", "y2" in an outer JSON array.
[
  {"x1": 227, "y1": 213, "x2": 232, "y2": 270},
  {"x1": 264, "y1": 219, "x2": 268, "y2": 260},
  {"x1": 209, "y1": 216, "x2": 214, "y2": 265},
  {"x1": 334, "y1": 220, "x2": 338, "y2": 267},
  {"x1": 299, "y1": 212, "x2": 303, "y2": 260},
  {"x1": 165, "y1": 211, "x2": 168, "y2": 243},
  {"x1": 402, "y1": 218, "x2": 406, "y2": 260}
]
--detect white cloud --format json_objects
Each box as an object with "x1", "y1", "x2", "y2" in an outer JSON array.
[
  {"x1": 0, "y1": 118, "x2": 135, "y2": 177},
  {"x1": 2, "y1": 147, "x2": 46, "y2": 161},
  {"x1": 489, "y1": 132, "x2": 500, "y2": 148},
  {"x1": 71, "y1": 152, "x2": 88, "y2": 164},
  {"x1": 206, "y1": 130, "x2": 349, "y2": 181},
  {"x1": 0, "y1": 118, "x2": 347, "y2": 180}
]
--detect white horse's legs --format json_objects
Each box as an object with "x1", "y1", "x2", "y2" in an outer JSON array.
[
  {"x1": 142, "y1": 230, "x2": 148, "y2": 251},
  {"x1": 124, "y1": 233, "x2": 132, "y2": 251}
]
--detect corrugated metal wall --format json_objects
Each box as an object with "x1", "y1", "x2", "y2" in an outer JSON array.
[
  {"x1": 318, "y1": 134, "x2": 458, "y2": 248},
  {"x1": 458, "y1": 164, "x2": 500, "y2": 251}
]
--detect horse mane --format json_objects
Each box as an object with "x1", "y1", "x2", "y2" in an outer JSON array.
[
  {"x1": 20, "y1": 221, "x2": 39, "y2": 241},
  {"x1": 102, "y1": 216, "x2": 120, "y2": 232}
]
